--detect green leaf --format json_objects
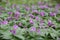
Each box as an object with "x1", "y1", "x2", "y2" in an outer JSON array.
[
  {"x1": 50, "y1": 33, "x2": 57, "y2": 39},
  {"x1": 2, "y1": 31, "x2": 12, "y2": 39}
]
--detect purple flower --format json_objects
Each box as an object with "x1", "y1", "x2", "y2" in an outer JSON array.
[
  {"x1": 55, "y1": 9, "x2": 59, "y2": 13},
  {"x1": 14, "y1": 11, "x2": 20, "y2": 20},
  {"x1": 39, "y1": 5, "x2": 45, "y2": 9},
  {"x1": 0, "y1": 21, "x2": 1, "y2": 25},
  {"x1": 0, "y1": 6, "x2": 5, "y2": 10},
  {"x1": 30, "y1": 27, "x2": 36, "y2": 32},
  {"x1": 16, "y1": 5, "x2": 20, "y2": 11},
  {"x1": 39, "y1": 5, "x2": 48, "y2": 9},
  {"x1": 57, "y1": 18, "x2": 60, "y2": 22},
  {"x1": 38, "y1": 2, "x2": 44, "y2": 5},
  {"x1": 35, "y1": 16, "x2": 39, "y2": 21},
  {"x1": 39, "y1": 11, "x2": 45, "y2": 17},
  {"x1": 13, "y1": 24, "x2": 18, "y2": 29},
  {"x1": 39, "y1": 19, "x2": 44, "y2": 26},
  {"x1": 44, "y1": 5, "x2": 48, "y2": 8},
  {"x1": 29, "y1": 19, "x2": 34, "y2": 24},
  {"x1": 40, "y1": 19, "x2": 44, "y2": 23},
  {"x1": 32, "y1": 10, "x2": 39, "y2": 14},
  {"x1": 15, "y1": 11, "x2": 20, "y2": 15},
  {"x1": 0, "y1": 12, "x2": 2, "y2": 15},
  {"x1": 7, "y1": 17, "x2": 13, "y2": 21},
  {"x1": 19, "y1": 23, "x2": 22, "y2": 26},
  {"x1": 55, "y1": 4, "x2": 60, "y2": 9},
  {"x1": 1, "y1": 20, "x2": 8, "y2": 25},
  {"x1": 36, "y1": 29, "x2": 40, "y2": 33},
  {"x1": 50, "y1": 12, "x2": 56, "y2": 16},
  {"x1": 48, "y1": 20, "x2": 53, "y2": 26},
  {"x1": 31, "y1": 5, "x2": 37, "y2": 10},
  {"x1": 29, "y1": 14, "x2": 35, "y2": 18},
  {"x1": 25, "y1": 6, "x2": 30, "y2": 11},
  {"x1": 8, "y1": 12, "x2": 12, "y2": 15},
  {"x1": 10, "y1": 30, "x2": 16, "y2": 35}
]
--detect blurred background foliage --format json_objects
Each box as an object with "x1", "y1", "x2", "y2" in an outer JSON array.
[{"x1": 0, "y1": 0, "x2": 59, "y2": 6}]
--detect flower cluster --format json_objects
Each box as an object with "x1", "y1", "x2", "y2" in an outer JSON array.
[{"x1": 0, "y1": 1, "x2": 60, "y2": 40}]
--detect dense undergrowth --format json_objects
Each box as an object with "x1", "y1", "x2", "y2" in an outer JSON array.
[{"x1": 0, "y1": 0, "x2": 60, "y2": 40}]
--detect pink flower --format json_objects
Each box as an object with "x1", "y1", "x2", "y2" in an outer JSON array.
[
  {"x1": 44, "y1": 5, "x2": 48, "y2": 8},
  {"x1": 0, "y1": 21, "x2": 1, "y2": 25},
  {"x1": 19, "y1": 23, "x2": 22, "y2": 26},
  {"x1": 39, "y1": 5, "x2": 48, "y2": 9},
  {"x1": 39, "y1": 5, "x2": 45, "y2": 9},
  {"x1": 55, "y1": 4, "x2": 60, "y2": 9},
  {"x1": 29, "y1": 14, "x2": 35, "y2": 18},
  {"x1": 15, "y1": 11, "x2": 20, "y2": 15},
  {"x1": 1, "y1": 20, "x2": 8, "y2": 25},
  {"x1": 39, "y1": 11, "x2": 45, "y2": 17},
  {"x1": 13, "y1": 24, "x2": 18, "y2": 29},
  {"x1": 10, "y1": 30, "x2": 16, "y2": 35},
  {"x1": 30, "y1": 27, "x2": 36, "y2": 32},
  {"x1": 32, "y1": 10, "x2": 39, "y2": 14},
  {"x1": 7, "y1": 17, "x2": 13, "y2": 21},
  {"x1": 0, "y1": 6, "x2": 5, "y2": 10},
  {"x1": 8, "y1": 12, "x2": 12, "y2": 15},
  {"x1": 31, "y1": 5, "x2": 37, "y2": 10},
  {"x1": 38, "y1": 2, "x2": 44, "y2": 5},
  {"x1": 36, "y1": 29, "x2": 40, "y2": 33},
  {"x1": 35, "y1": 16, "x2": 39, "y2": 21},
  {"x1": 40, "y1": 19, "x2": 44, "y2": 26},
  {"x1": 50, "y1": 12, "x2": 56, "y2": 16},
  {"x1": 48, "y1": 20, "x2": 53, "y2": 26},
  {"x1": 29, "y1": 19, "x2": 34, "y2": 24},
  {"x1": 40, "y1": 19, "x2": 44, "y2": 23},
  {"x1": 25, "y1": 6, "x2": 30, "y2": 11},
  {"x1": 0, "y1": 12, "x2": 2, "y2": 15},
  {"x1": 16, "y1": 5, "x2": 20, "y2": 11},
  {"x1": 14, "y1": 11, "x2": 20, "y2": 20}
]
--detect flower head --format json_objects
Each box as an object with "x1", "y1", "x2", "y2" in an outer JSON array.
[
  {"x1": 16, "y1": 5, "x2": 20, "y2": 11},
  {"x1": 14, "y1": 11, "x2": 20, "y2": 20},
  {"x1": 1, "y1": 20, "x2": 8, "y2": 25},
  {"x1": 39, "y1": 5, "x2": 48, "y2": 9},
  {"x1": 39, "y1": 5, "x2": 45, "y2": 9},
  {"x1": 39, "y1": 19, "x2": 44, "y2": 26},
  {"x1": 29, "y1": 14, "x2": 35, "y2": 18},
  {"x1": 19, "y1": 23, "x2": 22, "y2": 26},
  {"x1": 39, "y1": 11, "x2": 45, "y2": 17},
  {"x1": 13, "y1": 24, "x2": 18, "y2": 29},
  {"x1": 35, "y1": 16, "x2": 39, "y2": 21},
  {"x1": 29, "y1": 19, "x2": 34, "y2": 24},
  {"x1": 36, "y1": 29, "x2": 40, "y2": 33},
  {"x1": 8, "y1": 12, "x2": 12, "y2": 15},
  {"x1": 32, "y1": 10, "x2": 39, "y2": 14},
  {"x1": 40, "y1": 19, "x2": 44, "y2": 23},
  {"x1": 25, "y1": 6, "x2": 30, "y2": 11},
  {"x1": 31, "y1": 5, "x2": 37, "y2": 10},
  {"x1": 10, "y1": 30, "x2": 16, "y2": 35},
  {"x1": 55, "y1": 4, "x2": 60, "y2": 9},
  {"x1": 48, "y1": 20, "x2": 53, "y2": 26},
  {"x1": 0, "y1": 6, "x2": 5, "y2": 10},
  {"x1": 50, "y1": 12, "x2": 56, "y2": 16},
  {"x1": 0, "y1": 12, "x2": 2, "y2": 15},
  {"x1": 38, "y1": 2, "x2": 44, "y2": 5},
  {"x1": 30, "y1": 27, "x2": 36, "y2": 32},
  {"x1": 7, "y1": 17, "x2": 13, "y2": 21}
]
